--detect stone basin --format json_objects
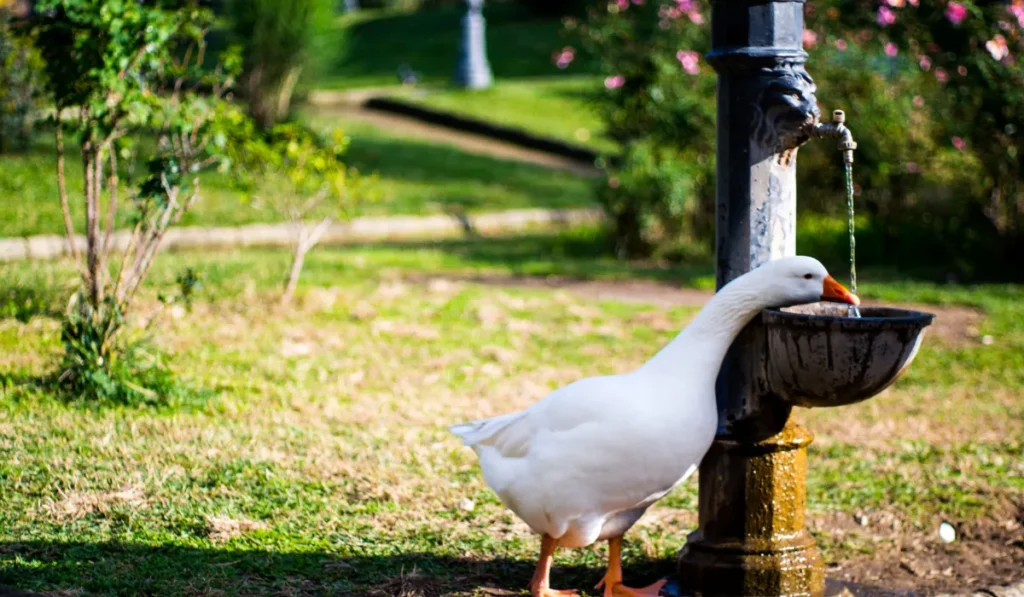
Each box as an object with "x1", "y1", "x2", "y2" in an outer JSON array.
[{"x1": 761, "y1": 304, "x2": 936, "y2": 408}]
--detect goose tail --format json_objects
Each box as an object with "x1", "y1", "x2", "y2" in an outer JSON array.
[{"x1": 449, "y1": 411, "x2": 524, "y2": 447}]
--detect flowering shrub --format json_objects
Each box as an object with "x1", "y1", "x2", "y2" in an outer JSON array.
[
  {"x1": 562, "y1": 0, "x2": 1023, "y2": 276},
  {"x1": 802, "y1": 0, "x2": 1019, "y2": 276},
  {"x1": 566, "y1": 0, "x2": 716, "y2": 258}
]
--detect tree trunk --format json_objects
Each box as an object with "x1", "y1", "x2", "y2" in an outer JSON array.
[
  {"x1": 282, "y1": 218, "x2": 332, "y2": 305},
  {"x1": 83, "y1": 143, "x2": 104, "y2": 309},
  {"x1": 613, "y1": 205, "x2": 650, "y2": 258},
  {"x1": 275, "y1": 65, "x2": 303, "y2": 124}
]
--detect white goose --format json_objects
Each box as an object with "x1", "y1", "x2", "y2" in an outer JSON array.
[{"x1": 450, "y1": 256, "x2": 859, "y2": 597}]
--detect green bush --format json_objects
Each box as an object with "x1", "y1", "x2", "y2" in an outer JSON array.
[
  {"x1": 225, "y1": 0, "x2": 334, "y2": 128},
  {"x1": 804, "y1": 0, "x2": 1024, "y2": 279}
]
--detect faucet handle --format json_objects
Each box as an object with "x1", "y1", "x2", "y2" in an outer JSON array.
[{"x1": 832, "y1": 110, "x2": 846, "y2": 124}]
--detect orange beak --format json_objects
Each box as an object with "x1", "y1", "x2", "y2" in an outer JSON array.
[{"x1": 821, "y1": 275, "x2": 860, "y2": 305}]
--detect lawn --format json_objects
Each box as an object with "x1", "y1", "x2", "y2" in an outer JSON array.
[
  {"x1": 1, "y1": 231, "x2": 1022, "y2": 595},
  {"x1": 0, "y1": 119, "x2": 594, "y2": 239},
  {"x1": 317, "y1": 4, "x2": 587, "y2": 91},
  {"x1": 386, "y1": 77, "x2": 617, "y2": 154},
  {"x1": 312, "y1": 4, "x2": 615, "y2": 154}
]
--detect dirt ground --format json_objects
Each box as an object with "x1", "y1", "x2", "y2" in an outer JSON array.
[{"x1": 814, "y1": 507, "x2": 1024, "y2": 595}]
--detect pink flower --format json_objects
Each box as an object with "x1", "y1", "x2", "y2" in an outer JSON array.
[
  {"x1": 616, "y1": 0, "x2": 629, "y2": 9},
  {"x1": 913, "y1": 95, "x2": 925, "y2": 108},
  {"x1": 905, "y1": 162, "x2": 920, "y2": 173},
  {"x1": 675, "y1": 0, "x2": 703, "y2": 23},
  {"x1": 803, "y1": 29, "x2": 819, "y2": 48},
  {"x1": 835, "y1": 39, "x2": 848, "y2": 51},
  {"x1": 952, "y1": 136, "x2": 965, "y2": 151},
  {"x1": 908, "y1": 0, "x2": 918, "y2": 5},
  {"x1": 677, "y1": 50, "x2": 701, "y2": 75},
  {"x1": 886, "y1": 0, "x2": 905, "y2": 6},
  {"x1": 884, "y1": 42, "x2": 899, "y2": 57},
  {"x1": 935, "y1": 67, "x2": 949, "y2": 83},
  {"x1": 945, "y1": 1, "x2": 967, "y2": 24},
  {"x1": 604, "y1": 75, "x2": 625, "y2": 89},
  {"x1": 987, "y1": 35, "x2": 1010, "y2": 61},
  {"x1": 660, "y1": 6, "x2": 682, "y2": 19},
  {"x1": 957, "y1": 65, "x2": 968, "y2": 76},
  {"x1": 553, "y1": 47, "x2": 575, "y2": 69},
  {"x1": 1010, "y1": 3, "x2": 1024, "y2": 28},
  {"x1": 919, "y1": 55, "x2": 932, "y2": 71},
  {"x1": 878, "y1": 6, "x2": 897, "y2": 26}
]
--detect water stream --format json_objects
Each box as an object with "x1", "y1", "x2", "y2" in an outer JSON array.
[{"x1": 844, "y1": 162, "x2": 861, "y2": 318}]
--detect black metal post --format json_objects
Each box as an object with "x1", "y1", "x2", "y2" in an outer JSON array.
[{"x1": 675, "y1": 1, "x2": 826, "y2": 595}]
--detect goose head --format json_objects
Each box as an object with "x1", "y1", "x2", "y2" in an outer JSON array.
[{"x1": 749, "y1": 256, "x2": 860, "y2": 309}]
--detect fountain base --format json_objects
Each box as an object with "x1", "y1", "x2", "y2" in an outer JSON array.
[{"x1": 676, "y1": 421, "x2": 825, "y2": 597}]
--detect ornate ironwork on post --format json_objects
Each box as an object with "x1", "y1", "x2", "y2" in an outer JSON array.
[
  {"x1": 675, "y1": 1, "x2": 827, "y2": 595},
  {"x1": 453, "y1": 0, "x2": 493, "y2": 89}
]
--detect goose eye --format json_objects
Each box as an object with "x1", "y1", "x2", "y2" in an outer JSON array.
[{"x1": 803, "y1": 273, "x2": 813, "y2": 280}]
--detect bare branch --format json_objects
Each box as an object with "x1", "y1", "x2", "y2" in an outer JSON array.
[
  {"x1": 55, "y1": 120, "x2": 83, "y2": 268},
  {"x1": 103, "y1": 149, "x2": 119, "y2": 255},
  {"x1": 117, "y1": 43, "x2": 149, "y2": 80},
  {"x1": 112, "y1": 218, "x2": 144, "y2": 305},
  {"x1": 304, "y1": 216, "x2": 334, "y2": 252},
  {"x1": 83, "y1": 141, "x2": 102, "y2": 306}
]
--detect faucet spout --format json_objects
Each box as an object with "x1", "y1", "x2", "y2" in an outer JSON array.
[{"x1": 807, "y1": 110, "x2": 857, "y2": 165}]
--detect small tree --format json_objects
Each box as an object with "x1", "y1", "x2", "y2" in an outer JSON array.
[
  {"x1": 28, "y1": 0, "x2": 240, "y2": 402},
  {"x1": 224, "y1": 117, "x2": 373, "y2": 304},
  {"x1": 225, "y1": 0, "x2": 332, "y2": 129}
]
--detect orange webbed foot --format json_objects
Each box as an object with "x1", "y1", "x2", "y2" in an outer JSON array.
[
  {"x1": 529, "y1": 581, "x2": 579, "y2": 597},
  {"x1": 595, "y1": 577, "x2": 666, "y2": 597}
]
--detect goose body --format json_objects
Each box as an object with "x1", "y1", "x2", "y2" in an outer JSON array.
[
  {"x1": 452, "y1": 359, "x2": 717, "y2": 548},
  {"x1": 450, "y1": 256, "x2": 859, "y2": 597}
]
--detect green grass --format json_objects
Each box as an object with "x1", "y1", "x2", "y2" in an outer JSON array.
[
  {"x1": 317, "y1": 4, "x2": 587, "y2": 90},
  {"x1": 313, "y1": 4, "x2": 616, "y2": 153},
  {"x1": 0, "y1": 120, "x2": 594, "y2": 238},
  {"x1": 0, "y1": 231, "x2": 1021, "y2": 595},
  {"x1": 387, "y1": 77, "x2": 617, "y2": 154}
]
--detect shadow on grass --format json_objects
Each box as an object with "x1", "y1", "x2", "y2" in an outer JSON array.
[
  {"x1": 0, "y1": 284, "x2": 67, "y2": 323},
  {"x1": 337, "y1": 229, "x2": 716, "y2": 289},
  {"x1": 0, "y1": 540, "x2": 651, "y2": 596},
  {"x1": 0, "y1": 541, "x2": 939, "y2": 596},
  {"x1": 341, "y1": 133, "x2": 594, "y2": 213}
]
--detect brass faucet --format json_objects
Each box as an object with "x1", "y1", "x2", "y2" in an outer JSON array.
[{"x1": 806, "y1": 110, "x2": 857, "y2": 165}]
